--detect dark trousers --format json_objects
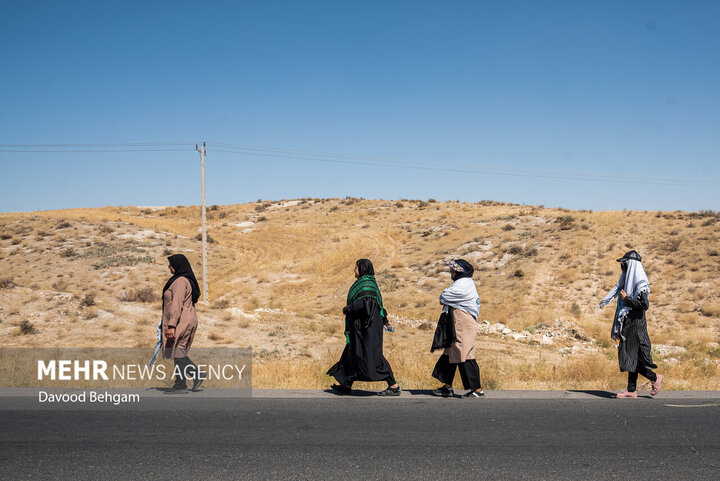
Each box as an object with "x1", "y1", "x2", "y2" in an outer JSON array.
[
  {"x1": 432, "y1": 354, "x2": 481, "y2": 391},
  {"x1": 173, "y1": 356, "x2": 197, "y2": 388},
  {"x1": 628, "y1": 365, "x2": 657, "y2": 392}
]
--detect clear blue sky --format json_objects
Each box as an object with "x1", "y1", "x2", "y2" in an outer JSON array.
[{"x1": 1, "y1": 0, "x2": 718, "y2": 212}]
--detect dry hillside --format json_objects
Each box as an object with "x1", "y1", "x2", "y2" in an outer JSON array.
[{"x1": 1, "y1": 199, "x2": 718, "y2": 390}]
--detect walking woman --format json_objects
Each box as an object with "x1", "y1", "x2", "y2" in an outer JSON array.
[
  {"x1": 432, "y1": 259, "x2": 484, "y2": 398},
  {"x1": 598, "y1": 250, "x2": 664, "y2": 398},
  {"x1": 162, "y1": 254, "x2": 203, "y2": 393},
  {"x1": 327, "y1": 259, "x2": 401, "y2": 396}
]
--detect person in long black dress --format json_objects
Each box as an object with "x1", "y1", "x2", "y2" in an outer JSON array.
[
  {"x1": 327, "y1": 259, "x2": 400, "y2": 396},
  {"x1": 598, "y1": 250, "x2": 664, "y2": 398}
]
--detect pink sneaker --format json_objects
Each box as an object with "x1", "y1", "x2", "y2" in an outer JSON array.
[
  {"x1": 651, "y1": 374, "x2": 664, "y2": 396},
  {"x1": 615, "y1": 389, "x2": 637, "y2": 398}
]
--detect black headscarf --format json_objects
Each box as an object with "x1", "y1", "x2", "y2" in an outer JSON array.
[
  {"x1": 356, "y1": 258, "x2": 375, "y2": 277},
  {"x1": 163, "y1": 254, "x2": 201, "y2": 305},
  {"x1": 452, "y1": 259, "x2": 474, "y2": 280}
]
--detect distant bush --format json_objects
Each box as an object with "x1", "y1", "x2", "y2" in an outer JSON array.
[
  {"x1": 56, "y1": 221, "x2": 72, "y2": 229},
  {"x1": 92, "y1": 255, "x2": 153, "y2": 270},
  {"x1": 257, "y1": 216, "x2": 267, "y2": 222},
  {"x1": 19, "y1": 320, "x2": 36, "y2": 335},
  {"x1": 79, "y1": 294, "x2": 96, "y2": 308},
  {"x1": 194, "y1": 233, "x2": 216, "y2": 243},
  {"x1": 394, "y1": 202, "x2": 404, "y2": 208},
  {"x1": 502, "y1": 224, "x2": 515, "y2": 231},
  {"x1": 99, "y1": 225, "x2": 114, "y2": 234},
  {"x1": 513, "y1": 269, "x2": 524, "y2": 278},
  {"x1": 506, "y1": 245, "x2": 524, "y2": 255},
  {"x1": 0, "y1": 278, "x2": 16, "y2": 289},
  {"x1": 555, "y1": 216, "x2": 575, "y2": 230},
  {"x1": 660, "y1": 238, "x2": 682, "y2": 253},
  {"x1": 60, "y1": 247, "x2": 77, "y2": 258},
  {"x1": 209, "y1": 204, "x2": 220, "y2": 211},
  {"x1": 212, "y1": 299, "x2": 230, "y2": 309},
  {"x1": 121, "y1": 287, "x2": 156, "y2": 303}
]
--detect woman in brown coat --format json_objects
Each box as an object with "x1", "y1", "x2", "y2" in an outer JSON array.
[{"x1": 162, "y1": 254, "x2": 202, "y2": 393}]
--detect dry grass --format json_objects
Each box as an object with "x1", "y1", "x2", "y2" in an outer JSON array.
[{"x1": 1, "y1": 200, "x2": 719, "y2": 390}]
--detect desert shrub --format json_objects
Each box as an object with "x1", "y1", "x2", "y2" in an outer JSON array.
[
  {"x1": 163, "y1": 248, "x2": 173, "y2": 256},
  {"x1": 329, "y1": 206, "x2": 339, "y2": 212},
  {"x1": 92, "y1": 255, "x2": 153, "y2": 269},
  {"x1": 394, "y1": 202, "x2": 404, "y2": 208},
  {"x1": 660, "y1": 238, "x2": 682, "y2": 253},
  {"x1": 80, "y1": 294, "x2": 96, "y2": 308},
  {"x1": 417, "y1": 201, "x2": 429, "y2": 209},
  {"x1": 503, "y1": 224, "x2": 515, "y2": 231},
  {"x1": 257, "y1": 216, "x2": 267, "y2": 222},
  {"x1": 219, "y1": 211, "x2": 228, "y2": 219},
  {"x1": 418, "y1": 322, "x2": 433, "y2": 331},
  {"x1": 19, "y1": 320, "x2": 36, "y2": 335},
  {"x1": 255, "y1": 204, "x2": 267, "y2": 212},
  {"x1": 342, "y1": 197, "x2": 360, "y2": 205},
  {"x1": 99, "y1": 225, "x2": 114, "y2": 234},
  {"x1": 556, "y1": 216, "x2": 575, "y2": 230},
  {"x1": 708, "y1": 250, "x2": 718, "y2": 257},
  {"x1": 121, "y1": 287, "x2": 156, "y2": 303},
  {"x1": 513, "y1": 269, "x2": 524, "y2": 278},
  {"x1": 212, "y1": 299, "x2": 230, "y2": 309},
  {"x1": 506, "y1": 245, "x2": 523, "y2": 255},
  {"x1": 209, "y1": 204, "x2": 220, "y2": 211},
  {"x1": 0, "y1": 233, "x2": 12, "y2": 240},
  {"x1": 0, "y1": 278, "x2": 16, "y2": 289},
  {"x1": 60, "y1": 247, "x2": 77, "y2": 258},
  {"x1": 56, "y1": 221, "x2": 72, "y2": 229},
  {"x1": 194, "y1": 233, "x2": 216, "y2": 243}
]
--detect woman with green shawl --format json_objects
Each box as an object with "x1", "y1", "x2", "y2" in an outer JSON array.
[{"x1": 327, "y1": 259, "x2": 400, "y2": 396}]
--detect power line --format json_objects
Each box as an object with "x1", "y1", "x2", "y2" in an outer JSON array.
[
  {"x1": 208, "y1": 145, "x2": 719, "y2": 187},
  {"x1": 206, "y1": 141, "x2": 716, "y2": 186},
  {"x1": 0, "y1": 148, "x2": 191, "y2": 153},
  {"x1": 0, "y1": 142, "x2": 197, "y2": 147}
]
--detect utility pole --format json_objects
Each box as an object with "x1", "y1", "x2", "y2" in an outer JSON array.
[{"x1": 196, "y1": 142, "x2": 208, "y2": 304}]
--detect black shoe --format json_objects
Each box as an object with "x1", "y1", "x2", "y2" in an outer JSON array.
[
  {"x1": 378, "y1": 386, "x2": 401, "y2": 396},
  {"x1": 432, "y1": 385, "x2": 454, "y2": 398},
  {"x1": 165, "y1": 386, "x2": 189, "y2": 394},
  {"x1": 331, "y1": 384, "x2": 352, "y2": 394},
  {"x1": 192, "y1": 371, "x2": 207, "y2": 392},
  {"x1": 464, "y1": 389, "x2": 485, "y2": 398}
]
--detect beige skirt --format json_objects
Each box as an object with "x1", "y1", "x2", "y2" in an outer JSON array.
[{"x1": 443, "y1": 308, "x2": 478, "y2": 363}]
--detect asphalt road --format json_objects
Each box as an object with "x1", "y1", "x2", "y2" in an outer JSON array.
[{"x1": 1, "y1": 392, "x2": 719, "y2": 480}]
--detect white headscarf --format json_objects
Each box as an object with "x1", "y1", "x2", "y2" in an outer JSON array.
[
  {"x1": 598, "y1": 259, "x2": 650, "y2": 340},
  {"x1": 440, "y1": 277, "x2": 480, "y2": 320}
]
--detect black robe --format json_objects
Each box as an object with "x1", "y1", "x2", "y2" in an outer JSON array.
[
  {"x1": 618, "y1": 290, "x2": 657, "y2": 373},
  {"x1": 327, "y1": 297, "x2": 394, "y2": 385}
]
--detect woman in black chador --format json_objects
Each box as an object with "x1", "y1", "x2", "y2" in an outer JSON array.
[
  {"x1": 598, "y1": 250, "x2": 664, "y2": 398},
  {"x1": 327, "y1": 259, "x2": 400, "y2": 396}
]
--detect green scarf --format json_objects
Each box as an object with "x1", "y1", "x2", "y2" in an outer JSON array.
[{"x1": 344, "y1": 274, "x2": 385, "y2": 343}]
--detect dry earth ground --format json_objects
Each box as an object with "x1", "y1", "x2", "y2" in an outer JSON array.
[{"x1": 1, "y1": 199, "x2": 718, "y2": 390}]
